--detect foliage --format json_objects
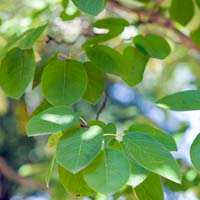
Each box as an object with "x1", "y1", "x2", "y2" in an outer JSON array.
[{"x1": 1, "y1": 0, "x2": 200, "y2": 199}]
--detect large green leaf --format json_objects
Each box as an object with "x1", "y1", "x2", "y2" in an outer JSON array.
[
  {"x1": 83, "y1": 18, "x2": 129, "y2": 47},
  {"x1": 72, "y1": 0, "x2": 105, "y2": 15},
  {"x1": 32, "y1": 53, "x2": 57, "y2": 89},
  {"x1": 122, "y1": 46, "x2": 149, "y2": 86},
  {"x1": 83, "y1": 62, "x2": 105, "y2": 104},
  {"x1": 157, "y1": 90, "x2": 200, "y2": 111},
  {"x1": 0, "y1": 24, "x2": 47, "y2": 63},
  {"x1": 170, "y1": 0, "x2": 194, "y2": 25},
  {"x1": 84, "y1": 149, "x2": 130, "y2": 195},
  {"x1": 58, "y1": 165, "x2": 94, "y2": 196},
  {"x1": 18, "y1": 24, "x2": 48, "y2": 49},
  {"x1": 127, "y1": 157, "x2": 149, "y2": 188},
  {"x1": 127, "y1": 124, "x2": 177, "y2": 151},
  {"x1": 86, "y1": 45, "x2": 124, "y2": 76},
  {"x1": 190, "y1": 134, "x2": 200, "y2": 171},
  {"x1": 41, "y1": 58, "x2": 88, "y2": 106},
  {"x1": 135, "y1": 173, "x2": 164, "y2": 200},
  {"x1": 26, "y1": 106, "x2": 80, "y2": 136},
  {"x1": 103, "y1": 123, "x2": 117, "y2": 148},
  {"x1": 121, "y1": 132, "x2": 182, "y2": 183},
  {"x1": 56, "y1": 125, "x2": 103, "y2": 173},
  {"x1": 0, "y1": 47, "x2": 35, "y2": 99},
  {"x1": 133, "y1": 34, "x2": 171, "y2": 59}
]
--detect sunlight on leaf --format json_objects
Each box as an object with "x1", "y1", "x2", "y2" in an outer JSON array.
[
  {"x1": 26, "y1": 106, "x2": 80, "y2": 136},
  {"x1": 41, "y1": 114, "x2": 75, "y2": 125}
]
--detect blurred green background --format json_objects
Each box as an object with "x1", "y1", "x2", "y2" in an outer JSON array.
[{"x1": 1, "y1": 0, "x2": 200, "y2": 199}]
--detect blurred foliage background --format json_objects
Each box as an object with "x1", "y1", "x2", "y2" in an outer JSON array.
[{"x1": 1, "y1": 0, "x2": 200, "y2": 199}]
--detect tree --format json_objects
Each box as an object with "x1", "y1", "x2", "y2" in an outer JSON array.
[{"x1": 1, "y1": 0, "x2": 200, "y2": 199}]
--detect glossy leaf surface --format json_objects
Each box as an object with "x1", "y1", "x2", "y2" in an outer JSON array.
[
  {"x1": 42, "y1": 59, "x2": 88, "y2": 106},
  {"x1": 72, "y1": 0, "x2": 105, "y2": 15},
  {"x1": 134, "y1": 34, "x2": 171, "y2": 59},
  {"x1": 84, "y1": 149, "x2": 130, "y2": 195},
  {"x1": 0, "y1": 47, "x2": 35, "y2": 99},
  {"x1": 190, "y1": 134, "x2": 200, "y2": 171},
  {"x1": 58, "y1": 165, "x2": 94, "y2": 196},
  {"x1": 56, "y1": 125, "x2": 103, "y2": 173},
  {"x1": 157, "y1": 90, "x2": 200, "y2": 111},
  {"x1": 83, "y1": 62, "x2": 105, "y2": 104},
  {"x1": 135, "y1": 173, "x2": 164, "y2": 200},
  {"x1": 26, "y1": 106, "x2": 80, "y2": 136},
  {"x1": 122, "y1": 132, "x2": 182, "y2": 183},
  {"x1": 127, "y1": 124, "x2": 177, "y2": 151}
]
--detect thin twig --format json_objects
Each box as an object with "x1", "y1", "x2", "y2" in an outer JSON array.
[
  {"x1": 0, "y1": 157, "x2": 47, "y2": 191},
  {"x1": 104, "y1": 134, "x2": 116, "y2": 137},
  {"x1": 80, "y1": 117, "x2": 89, "y2": 128},
  {"x1": 132, "y1": 188, "x2": 139, "y2": 200},
  {"x1": 108, "y1": 0, "x2": 200, "y2": 53},
  {"x1": 46, "y1": 35, "x2": 75, "y2": 45},
  {"x1": 96, "y1": 91, "x2": 108, "y2": 120}
]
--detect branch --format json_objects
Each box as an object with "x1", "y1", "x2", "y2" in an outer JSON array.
[
  {"x1": 0, "y1": 157, "x2": 47, "y2": 191},
  {"x1": 108, "y1": 0, "x2": 200, "y2": 53},
  {"x1": 80, "y1": 117, "x2": 89, "y2": 128},
  {"x1": 96, "y1": 91, "x2": 108, "y2": 120},
  {"x1": 46, "y1": 35, "x2": 75, "y2": 45}
]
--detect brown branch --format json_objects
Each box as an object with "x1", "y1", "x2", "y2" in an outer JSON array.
[
  {"x1": 96, "y1": 91, "x2": 108, "y2": 120},
  {"x1": 0, "y1": 157, "x2": 47, "y2": 191},
  {"x1": 80, "y1": 117, "x2": 89, "y2": 128},
  {"x1": 46, "y1": 35, "x2": 75, "y2": 45},
  {"x1": 108, "y1": 0, "x2": 200, "y2": 53}
]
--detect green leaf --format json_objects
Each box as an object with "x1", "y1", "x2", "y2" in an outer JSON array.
[
  {"x1": 32, "y1": 53, "x2": 57, "y2": 89},
  {"x1": 170, "y1": 0, "x2": 194, "y2": 25},
  {"x1": 41, "y1": 58, "x2": 88, "y2": 106},
  {"x1": 60, "y1": 0, "x2": 79, "y2": 21},
  {"x1": 83, "y1": 18, "x2": 129, "y2": 47},
  {"x1": 157, "y1": 90, "x2": 200, "y2": 111},
  {"x1": 0, "y1": 35, "x2": 22, "y2": 63},
  {"x1": 103, "y1": 123, "x2": 117, "y2": 147},
  {"x1": 58, "y1": 165, "x2": 94, "y2": 196},
  {"x1": 84, "y1": 149, "x2": 130, "y2": 195},
  {"x1": 30, "y1": 100, "x2": 51, "y2": 118},
  {"x1": 83, "y1": 62, "x2": 105, "y2": 104},
  {"x1": 48, "y1": 132, "x2": 63, "y2": 148},
  {"x1": 122, "y1": 46, "x2": 149, "y2": 86},
  {"x1": 196, "y1": 0, "x2": 200, "y2": 7},
  {"x1": 135, "y1": 173, "x2": 164, "y2": 200},
  {"x1": 127, "y1": 157, "x2": 149, "y2": 188},
  {"x1": 0, "y1": 24, "x2": 47, "y2": 63},
  {"x1": 72, "y1": 0, "x2": 105, "y2": 15},
  {"x1": 18, "y1": 24, "x2": 48, "y2": 49},
  {"x1": 190, "y1": 134, "x2": 200, "y2": 171},
  {"x1": 86, "y1": 45, "x2": 124, "y2": 76},
  {"x1": 121, "y1": 132, "x2": 182, "y2": 183},
  {"x1": 56, "y1": 125, "x2": 103, "y2": 173},
  {"x1": 134, "y1": 34, "x2": 171, "y2": 59},
  {"x1": 26, "y1": 106, "x2": 80, "y2": 136},
  {"x1": 127, "y1": 124, "x2": 177, "y2": 151},
  {"x1": 46, "y1": 152, "x2": 56, "y2": 187},
  {"x1": 0, "y1": 47, "x2": 35, "y2": 99},
  {"x1": 88, "y1": 120, "x2": 106, "y2": 128},
  {"x1": 191, "y1": 26, "x2": 200, "y2": 47}
]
